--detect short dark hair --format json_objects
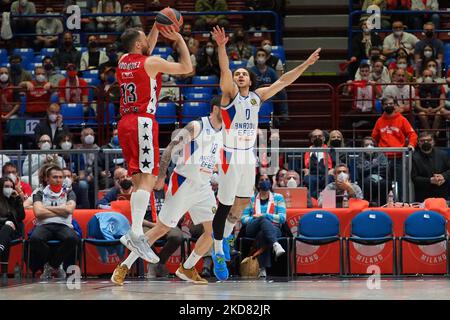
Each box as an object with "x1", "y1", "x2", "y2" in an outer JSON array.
[
  {"x1": 418, "y1": 131, "x2": 434, "y2": 140},
  {"x1": 121, "y1": 28, "x2": 142, "y2": 52},
  {"x1": 232, "y1": 68, "x2": 257, "y2": 91},
  {"x1": 46, "y1": 165, "x2": 63, "y2": 178},
  {"x1": 2, "y1": 162, "x2": 17, "y2": 175},
  {"x1": 382, "y1": 95, "x2": 397, "y2": 106},
  {"x1": 210, "y1": 95, "x2": 222, "y2": 111},
  {"x1": 335, "y1": 163, "x2": 349, "y2": 171},
  {"x1": 362, "y1": 136, "x2": 376, "y2": 146},
  {"x1": 256, "y1": 48, "x2": 267, "y2": 56}
]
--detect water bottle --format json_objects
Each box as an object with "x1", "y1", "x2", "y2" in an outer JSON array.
[
  {"x1": 342, "y1": 191, "x2": 349, "y2": 208},
  {"x1": 287, "y1": 177, "x2": 297, "y2": 188},
  {"x1": 14, "y1": 263, "x2": 21, "y2": 280},
  {"x1": 387, "y1": 190, "x2": 394, "y2": 208}
]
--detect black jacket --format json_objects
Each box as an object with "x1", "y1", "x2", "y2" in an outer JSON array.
[
  {"x1": 33, "y1": 119, "x2": 71, "y2": 148},
  {"x1": 411, "y1": 148, "x2": 450, "y2": 202},
  {"x1": 0, "y1": 196, "x2": 25, "y2": 232}
]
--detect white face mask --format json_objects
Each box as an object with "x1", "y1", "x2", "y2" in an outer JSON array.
[
  {"x1": 7, "y1": 173, "x2": 17, "y2": 183},
  {"x1": 162, "y1": 73, "x2": 170, "y2": 82},
  {"x1": 424, "y1": 76, "x2": 433, "y2": 83},
  {"x1": 3, "y1": 187, "x2": 13, "y2": 198},
  {"x1": 394, "y1": 30, "x2": 403, "y2": 37},
  {"x1": 256, "y1": 57, "x2": 266, "y2": 65},
  {"x1": 424, "y1": 50, "x2": 433, "y2": 58},
  {"x1": 337, "y1": 172, "x2": 349, "y2": 182},
  {"x1": 397, "y1": 63, "x2": 407, "y2": 69},
  {"x1": 206, "y1": 47, "x2": 214, "y2": 56},
  {"x1": 428, "y1": 67, "x2": 436, "y2": 75},
  {"x1": 48, "y1": 114, "x2": 57, "y2": 123},
  {"x1": 63, "y1": 177, "x2": 72, "y2": 189},
  {"x1": 262, "y1": 44, "x2": 272, "y2": 54},
  {"x1": 61, "y1": 141, "x2": 72, "y2": 150},
  {"x1": 40, "y1": 142, "x2": 51, "y2": 150},
  {"x1": 35, "y1": 74, "x2": 46, "y2": 83},
  {"x1": 84, "y1": 134, "x2": 95, "y2": 145},
  {"x1": 363, "y1": 28, "x2": 370, "y2": 34},
  {"x1": 0, "y1": 74, "x2": 8, "y2": 83}
]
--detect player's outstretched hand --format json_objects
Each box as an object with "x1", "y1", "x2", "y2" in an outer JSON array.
[
  {"x1": 211, "y1": 25, "x2": 228, "y2": 46},
  {"x1": 154, "y1": 177, "x2": 165, "y2": 191},
  {"x1": 305, "y1": 48, "x2": 321, "y2": 66},
  {"x1": 160, "y1": 26, "x2": 182, "y2": 42}
]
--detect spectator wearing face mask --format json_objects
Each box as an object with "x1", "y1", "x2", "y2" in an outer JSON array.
[
  {"x1": 96, "y1": 0, "x2": 121, "y2": 32},
  {"x1": 99, "y1": 44, "x2": 120, "y2": 70},
  {"x1": 97, "y1": 167, "x2": 133, "y2": 209},
  {"x1": 411, "y1": 131, "x2": 450, "y2": 202},
  {"x1": 98, "y1": 128, "x2": 123, "y2": 182},
  {"x1": 98, "y1": 66, "x2": 120, "y2": 118},
  {"x1": 415, "y1": 68, "x2": 445, "y2": 132},
  {"x1": 19, "y1": 66, "x2": 52, "y2": 118},
  {"x1": 52, "y1": 31, "x2": 81, "y2": 70},
  {"x1": 58, "y1": 133, "x2": 85, "y2": 178},
  {"x1": 2, "y1": 162, "x2": 32, "y2": 199},
  {"x1": 383, "y1": 21, "x2": 419, "y2": 60},
  {"x1": 0, "y1": 67, "x2": 20, "y2": 121},
  {"x1": 62, "y1": 167, "x2": 89, "y2": 209},
  {"x1": 80, "y1": 35, "x2": 110, "y2": 71},
  {"x1": 388, "y1": 56, "x2": 414, "y2": 82},
  {"x1": 10, "y1": 0, "x2": 36, "y2": 44},
  {"x1": 227, "y1": 28, "x2": 254, "y2": 61},
  {"x1": 417, "y1": 57, "x2": 444, "y2": 82},
  {"x1": 8, "y1": 55, "x2": 32, "y2": 87},
  {"x1": 196, "y1": 41, "x2": 220, "y2": 78},
  {"x1": 414, "y1": 22, "x2": 443, "y2": 67},
  {"x1": 58, "y1": 64, "x2": 89, "y2": 104},
  {"x1": 194, "y1": 0, "x2": 229, "y2": 31},
  {"x1": 34, "y1": 7, "x2": 63, "y2": 50},
  {"x1": 33, "y1": 103, "x2": 71, "y2": 148},
  {"x1": 22, "y1": 134, "x2": 66, "y2": 190},
  {"x1": 42, "y1": 56, "x2": 65, "y2": 87},
  {"x1": 0, "y1": 176, "x2": 25, "y2": 276},
  {"x1": 354, "y1": 47, "x2": 390, "y2": 81},
  {"x1": 318, "y1": 164, "x2": 363, "y2": 208},
  {"x1": 383, "y1": 68, "x2": 416, "y2": 116},
  {"x1": 327, "y1": 130, "x2": 347, "y2": 169},
  {"x1": 76, "y1": 127, "x2": 98, "y2": 179},
  {"x1": 117, "y1": 2, "x2": 142, "y2": 32},
  {"x1": 355, "y1": 137, "x2": 389, "y2": 206},
  {"x1": 273, "y1": 168, "x2": 288, "y2": 188},
  {"x1": 411, "y1": 0, "x2": 440, "y2": 31},
  {"x1": 247, "y1": 39, "x2": 284, "y2": 77}
]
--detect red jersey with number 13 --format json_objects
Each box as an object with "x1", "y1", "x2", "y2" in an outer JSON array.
[{"x1": 117, "y1": 53, "x2": 162, "y2": 116}]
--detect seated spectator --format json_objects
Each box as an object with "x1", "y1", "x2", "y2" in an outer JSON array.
[
  {"x1": 10, "y1": 0, "x2": 36, "y2": 44},
  {"x1": 0, "y1": 155, "x2": 11, "y2": 177},
  {"x1": 355, "y1": 47, "x2": 390, "y2": 81},
  {"x1": 23, "y1": 134, "x2": 66, "y2": 189},
  {"x1": 181, "y1": 23, "x2": 200, "y2": 56},
  {"x1": 415, "y1": 68, "x2": 445, "y2": 132},
  {"x1": 0, "y1": 67, "x2": 20, "y2": 120},
  {"x1": 247, "y1": 38, "x2": 285, "y2": 77},
  {"x1": 96, "y1": 0, "x2": 121, "y2": 32},
  {"x1": 42, "y1": 56, "x2": 65, "y2": 87},
  {"x1": 343, "y1": 62, "x2": 382, "y2": 113},
  {"x1": 250, "y1": 48, "x2": 289, "y2": 124},
  {"x1": 98, "y1": 128, "x2": 123, "y2": 179},
  {"x1": 64, "y1": 0, "x2": 97, "y2": 32},
  {"x1": 23, "y1": 162, "x2": 55, "y2": 208},
  {"x1": 361, "y1": 0, "x2": 391, "y2": 29},
  {"x1": 58, "y1": 132, "x2": 86, "y2": 178},
  {"x1": 417, "y1": 58, "x2": 444, "y2": 82},
  {"x1": 282, "y1": 170, "x2": 313, "y2": 208},
  {"x1": 371, "y1": 96, "x2": 418, "y2": 200},
  {"x1": 349, "y1": 19, "x2": 383, "y2": 79},
  {"x1": 388, "y1": 55, "x2": 414, "y2": 82},
  {"x1": 411, "y1": 131, "x2": 450, "y2": 202},
  {"x1": 159, "y1": 73, "x2": 181, "y2": 102},
  {"x1": 29, "y1": 165, "x2": 78, "y2": 279},
  {"x1": 58, "y1": 64, "x2": 89, "y2": 104},
  {"x1": 19, "y1": 66, "x2": 53, "y2": 118},
  {"x1": 0, "y1": 176, "x2": 25, "y2": 275},
  {"x1": 97, "y1": 167, "x2": 132, "y2": 209},
  {"x1": 241, "y1": 173, "x2": 286, "y2": 278},
  {"x1": 244, "y1": 0, "x2": 281, "y2": 31},
  {"x1": 273, "y1": 168, "x2": 288, "y2": 188},
  {"x1": 8, "y1": 55, "x2": 32, "y2": 86},
  {"x1": 99, "y1": 66, "x2": 120, "y2": 112},
  {"x1": 99, "y1": 44, "x2": 120, "y2": 70},
  {"x1": 167, "y1": 44, "x2": 197, "y2": 84},
  {"x1": 383, "y1": 21, "x2": 419, "y2": 61},
  {"x1": 62, "y1": 167, "x2": 89, "y2": 209},
  {"x1": 227, "y1": 28, "x2": 253, "y2": 61},
  {"x1": 411, "y1": 0, "x2": 440, "y2": 30},
  {"x1": 328, "y1": 130, "x2": 347, "y2": 168},
  {"x1": 414, "y1": 22, "x2": 443, "y2": 70},
  {"x1": 117, "y1": 2, "x2": 142, "y2": 32},
  {"x1": 194, "y1": 0, "x2": 228, "y2": 31},
  {"x1": 355, "y1": 136, "x2": 389, "y2": 205},
  {"x1": 80, "y1": 35, "x2": 109, "y2": 71},
  {"x1": 33, "y1": 103, "x2": 71, "y2": 148},
  {"x1": 52, "y1": 31, "x2": 82, "y2": 70},
  {"x1": 2, "y1": 162, "x2": 32, "y2": 200},
  {"x1": 303, "y1": 129, "x2": 333, "y2": 199},
  {"x1": 34, "y1": 7, "x2": 63, "y2": 50},
  {"x1": 370, "y1": 59, "x2": 392, "y2": 85},
  {"x1": 383, "y1": 68, "x2": 416, "y2": 115},
  {"x1": 196, "y1": 41, "x2": 220, "y2": 78},
  {"x1": 318, "y1": 164, "x2": 363, "y2": 208}
]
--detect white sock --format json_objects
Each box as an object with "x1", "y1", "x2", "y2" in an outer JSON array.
[
  {"x1": 131, "y1": 190, "x2": 150, "y2": 235},
  {"x1": 214, "y1": 239, "x2": 224, "y2": 255},
  {"x1": 273, "y1": 242, "x2": 285, "y2": 257},
  {"x1": 223, "y1": 220, "x2": 235, "y2": 239},
  {"x1": 183, "y1": 250, "x2": 203, "y2": 269},
  {"x1": 121, "y1": 252, "x2": 139, "y2": 269}
]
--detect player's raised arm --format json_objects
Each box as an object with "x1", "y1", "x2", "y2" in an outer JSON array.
[
  {"x1": 146, "y1": 23, "x2": 159, "y2": 56},
  {"x1": 211, "y1": 26, "x2": 236, "y2": 100},
  {"x1": 256, "y1": 48, "x2": 321, "y2": 102},
  {"x1": 145, "y1": 26, "x2": 193, "y2": 78}
]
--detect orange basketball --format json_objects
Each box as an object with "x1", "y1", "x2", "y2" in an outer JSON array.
[{"x1": 155, "y1": 7, "x2": 183, "y2": 32}]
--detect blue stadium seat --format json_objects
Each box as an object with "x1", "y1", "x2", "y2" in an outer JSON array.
[
  {"x1": 183, "y1": 86, "x2": 214, "y2": 96},
  {"x1": 83, "y1": 78, "x2": 100, "y2": 102},
  {"x1": 13, "y1": 48, "x2": 35, "y2": 65},
  {"x1": 186, "y1": 92, "x2": 212, "y2": 102},
  {"x1": 156, "y1": 102, "x2": 177, "y2": 125},
  {"x1": 181, "y1": 102, "x2": 210, "y2": 124},
  {"x1": 41, "y1": 48, "x2": 56, "y2": 57},
  {"x1": 153, "y1": 46, "x2": 173, "y2": 59},
  {"x1": 229, "y1": 60, "x2": 247, "y2": 71},
  {"x1": 82, "y1": 69, "x2": 100, "y2": 79},
  {"x1": 34, "y1": 55, "x2": 45, "y2": 63},
  {"x1": 26, "y1": 62, "x2": 42, "y2": 71},
  {"x1": 259, "y1": 100, "x2": 273, "y2": 124},
  {"x1": 0, "y1": 49, "x2": 7, "y2": 62},
  {"x1": 60, "y1": 103, "x2": 84, "y2": 126},
  {"x1": 271, "y1": 46, "x2": 286, "y2": 63},
  {"x1": 192, "y1": 75, "x2": 219, "y2": 85}
]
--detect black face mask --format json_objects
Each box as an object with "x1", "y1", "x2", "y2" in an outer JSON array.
[
  {"x1": 425, "y1": 31, "x2": 434, "y2": 38},
  {"x1": 330, "y1": 139, "x2": 342, "y2": 148},
  {"x1": 371, "y1": 54, "x2": 380, "y2": 61},
  {"x1": 384, "y1": 106, "x2": 395, "y2": 114},
  {"x1": 89, "y1": 41, "x2": 98, "y2": 49},
  {"x1": 312, "y1": 137, "x2": 323, "y2": 147},
  {"x1": 420, "y1": 142, "x2": 432, "y2": 152},
  {"x1": 120, "y1": 179, "x2": 132, "y2": 190},
  {"x1": 236, "y1": 35, "x2": 244, "y2": 41}
]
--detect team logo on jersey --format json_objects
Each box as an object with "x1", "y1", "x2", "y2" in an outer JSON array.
[
  {"x1": 212, "y1": 206, "x2": 217, "y2": 214},
  {"x1": 122, "y1": 72, "x2": 134, "y2": 79},
  {"x1": 250, "y1": 99, "x2": 257, "y2": 106}
]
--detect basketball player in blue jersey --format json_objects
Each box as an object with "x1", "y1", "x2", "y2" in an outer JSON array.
[
  {"x1": 111, "y1": 97, "x2": 223, "y2": 285},
  {"x1": 210, "y1": 26, "x2": 321, "y2": 281}
]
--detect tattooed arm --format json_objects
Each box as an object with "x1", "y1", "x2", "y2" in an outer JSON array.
[{"x1": 154, "y1": 120, "x2": 202, "y2": 190}]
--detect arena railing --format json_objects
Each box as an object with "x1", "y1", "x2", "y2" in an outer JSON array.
[
  {"x1": 347, "y1": 9, "x2": 450, "y2": 58},
  {"x1": 9, "y1": 10, "x2": 282, "y2": 45},
  {"x1": 0, "y1": 146, "x2": 413, "y2": 208}
]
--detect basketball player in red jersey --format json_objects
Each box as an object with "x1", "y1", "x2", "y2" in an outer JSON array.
[{"x1": 116, "y1": 25, "x2": 192, "y2": 263}]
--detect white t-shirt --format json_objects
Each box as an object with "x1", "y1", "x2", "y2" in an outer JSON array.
[
  {"x1": 383, "y1": 32, "x2": 419, "y2": 53},
  {"x1": 383, "y1": 85, "x2": 416, "y2": 109}
]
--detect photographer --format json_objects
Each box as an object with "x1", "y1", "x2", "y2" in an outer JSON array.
[{"x1": 96, "y1": 167, "x2": 132, "y2": 209}]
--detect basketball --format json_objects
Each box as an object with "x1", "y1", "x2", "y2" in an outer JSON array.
[{"x1": 155, "y1": 7, "x2": 183, "y2": 32}]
